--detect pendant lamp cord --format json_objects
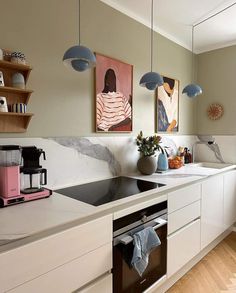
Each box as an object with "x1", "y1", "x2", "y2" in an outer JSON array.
[
  {"x1": 78, "y1": 0, "x2": 81, "y2": 45},
  {"x1": 150, "y1": 0, "x2": 154, "y2": 72},
  {"x1": 191, "y1": 25, "x2": 194, "y2": 83}
]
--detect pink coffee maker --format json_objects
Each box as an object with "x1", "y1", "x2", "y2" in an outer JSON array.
[
  {"x1": 0, "y1": 145, "x2": 52, "y2": 207},
  {"x1": 0, "y1": 145, "x2": 22, "y2": 198}
]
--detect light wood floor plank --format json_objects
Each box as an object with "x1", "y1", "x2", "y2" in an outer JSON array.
[{"x1": 165, "y1": 232, "x2": 236, "y2": 293}]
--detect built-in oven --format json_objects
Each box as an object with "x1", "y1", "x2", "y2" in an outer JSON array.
[{"x1": 113, "y1": 201, "x2": 167, "y2": 293}]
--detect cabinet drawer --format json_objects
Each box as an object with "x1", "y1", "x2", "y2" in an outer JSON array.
[
  {"x1": 77, "y1": 274, "x2": 112, "y2": 293},
  {"x1": 168, "y1": 184, "x2": 201, "y2": 213},
  {"x1": 1, "y1": 214, "x2": 112, "y2": 292},
  {"x1": 7, "y1": 243, "x2": 112, "y2": 293},
  {"x1": 168, "y1": 200, "x2": 200, "y2": 235},
  {"x1": 167, "y1": 219, "x2": 200, "y2": 277}
]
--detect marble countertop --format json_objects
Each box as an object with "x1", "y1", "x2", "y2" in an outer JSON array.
[{"x1": 0, "y1": 162, "x2": 235, "y2": 252}]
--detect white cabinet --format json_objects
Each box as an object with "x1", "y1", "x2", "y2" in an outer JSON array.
[
  {"x1": 77, "y1": 274, "x2": 112, "y2": 293},
  {"x1": 7, "y1": 244, "x2": 112, "y2": 293},
  {"x1": 201, "y1": 175, "x2": 224, "y2": 249},
  {"x1": 168, "y1": 183, "x2": 201, "y2": 213},
  {"x1": 168, "y1": 201, "x2": 200, "y2": 235},
  {"x1": 167, "y1": 184, "x2": 201, "y2": 277},
  {"x1": 2, "y1": 215, "x2": 113, "y2": 293},
  {"x1": 167, "y1": 219, "x2": 201, "y2": 277},
  {"x1": 223, "y1": 170, "x2": 236, "y2": 229}
]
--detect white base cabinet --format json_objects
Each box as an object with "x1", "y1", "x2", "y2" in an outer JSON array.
[
  {"x1": 201, "y1": 175, "x2": 224, "y2": 249},
  {"x1": 167, "y1": 219, "x2": 201, "y2": 277},
  {"x1": 223, "y1": 171, "x2": 236, "y2": 229},
  {"x1": 2, "y1": 215, "x2": 112, "y2": 293},
  {"x1": 77, "y1": 274, "x2": 112, "y2": 293}
]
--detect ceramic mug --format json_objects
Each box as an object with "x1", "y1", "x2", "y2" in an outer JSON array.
[
  {"x1": 11, "y1": 103, "x2": 27, "y2": 113},
  {"x1": 0, "y1": 97, "x2": 8, "y2": 112}
]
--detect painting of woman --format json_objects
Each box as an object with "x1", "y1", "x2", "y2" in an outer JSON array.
[
  {"x1": 95, "y1": 54, "x2": 133, "y2": 132},
  {"x1": 157, "y1": 76, "x2": 179, "y2": 132}
]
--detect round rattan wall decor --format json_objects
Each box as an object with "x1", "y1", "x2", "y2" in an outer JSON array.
[{"x1": 207, "y1": 103, "x2": 224, "y2": 120}]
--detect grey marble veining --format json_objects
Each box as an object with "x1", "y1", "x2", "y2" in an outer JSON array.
[
  {"x1": 50, "y1": 137, "x2": 121, "y2": 176},
  {"x1": 197, "y1": 135, "x2": 225, "y2": 163}
]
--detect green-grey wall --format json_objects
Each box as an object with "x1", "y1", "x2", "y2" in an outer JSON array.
[
  {"x1": 197, "y1": 45, "x2": 236, "y2": 135},
  {"x1": 0, "y1": 0, "x2": 195, "y2": 137}
]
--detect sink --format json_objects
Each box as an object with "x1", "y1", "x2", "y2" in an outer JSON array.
[{"x1": 188, "y1": 162, "x2": 233, "y2": 169}]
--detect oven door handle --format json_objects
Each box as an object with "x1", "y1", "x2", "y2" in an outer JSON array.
[{"x1": 118, "y1": 217, "x2": 167, "y2": 246}]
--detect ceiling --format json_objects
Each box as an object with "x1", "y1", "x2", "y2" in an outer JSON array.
[{"x1": 100, "y1": 0, "x2": 236, "y2": 54}]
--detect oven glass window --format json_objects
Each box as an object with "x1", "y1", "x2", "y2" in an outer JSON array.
[{"x1": 113, "y1": 224, "x2": 167, "y2": 293}]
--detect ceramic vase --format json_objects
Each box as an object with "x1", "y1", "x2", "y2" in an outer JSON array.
[
  {"x1": 12, "y1": 73, "x2": 25, "y2": 89},
  {"x1": 137, "y1": 156, "x2": 157, "y2": 175},
  {"x1": 157, "y1": 152, "x2": 168, "y2": 171}
]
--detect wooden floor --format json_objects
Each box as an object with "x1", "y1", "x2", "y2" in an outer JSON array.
[{"x1": 166, "y1": 232, "x2": 236, "y2": 293}]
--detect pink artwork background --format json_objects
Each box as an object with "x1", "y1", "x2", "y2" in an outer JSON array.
[{"x1": 95, "y1": 54, "x2": 132, "y2": 102}]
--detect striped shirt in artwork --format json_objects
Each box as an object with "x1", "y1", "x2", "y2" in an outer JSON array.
[{"x1": 97, "y1": 92, "x2": 131, "y2": 131}]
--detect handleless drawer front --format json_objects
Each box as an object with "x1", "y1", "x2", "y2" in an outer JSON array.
[
  {"x1": 7, "y1": 243, "x2": 112, "y2": 293},
  {"x1": 168, "y1": 184, "x2": 201, "y2": 213},
  {"x1": 167, "y1": 219, "x2": 201, "y2": 277},
  {"x1": 77, "y1": 274, "x2": 112, "y2": 293},
  {"x1": 1, "y1": 214, "x2": 112, "y2": 292},
  {"x1": 168, "y1": 200, "x2": 200, "y2": 235}
]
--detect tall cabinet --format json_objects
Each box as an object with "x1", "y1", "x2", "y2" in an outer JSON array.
[{"x1": 201, "y1": 175, "x2": 224, "y2": 249}]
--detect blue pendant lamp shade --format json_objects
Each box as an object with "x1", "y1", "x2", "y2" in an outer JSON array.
[
  {"x1": 139, "y1": 0, "x2": 163, "y2": 90},
  {"x1": 182, "y1": 26, "x2": 202, "y2": 97},
  {"x1": 63, "y1": 45, "x2": 96, "y2": 72},
  {"x1": 63, "y1": 0, "x2": 96, "y2": 72},
  {"x1": 140, "y1": 72, "x2": 163, "y2": 90},
  {"x1": 182, "y1": 84, "x2": 202, "y2": 98}
]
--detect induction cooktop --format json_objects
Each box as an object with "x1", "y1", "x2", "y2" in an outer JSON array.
[{"x1": 55, "y1": 176, "x2": 165, "y2": 206}]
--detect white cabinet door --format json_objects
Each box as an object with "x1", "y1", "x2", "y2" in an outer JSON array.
[
  {"x1": 2, "y1": 215, "x2": 112, "y2": 292},
  {"x1": 167, "y1": 219, "x2": 200, "y2": 277},
  {"x1": 201, "y1": 175, "x2": 224, "y2": 249},
  {"x1": 168, "y1": 200, "x2": 200, "y2": 235},
  {"x1": 77, "y1": 274, "x2": 112, "y2": 293},
  {"x1": 6, "y1": 243, "x2": 112, "y2": 293},
  {"x1": 223, "y1": 170, "x2": 236, "y2": 229},
  {"x1": 168, "y1": 183, "x2": 201, "y2": 213}
]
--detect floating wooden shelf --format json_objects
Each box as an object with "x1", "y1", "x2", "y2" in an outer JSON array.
[
  {"x1": 0, "y1": 86, "x2": 33, "y2": 105},
  {"x1": 0, "y1": 50, "x2": 34, "y2": 132},
  {"x1": 0, "y1": 60, "x2": 32, "y2": 83},
  {"x1": 0, "y1": 60, "x2": 32, "y2": 71},
  {"x1": 0, "y1": 86, "x2": 33, "y2": 94},
  {"x1": 0, "y1": 112, "x2": 34, "y2": 133}
]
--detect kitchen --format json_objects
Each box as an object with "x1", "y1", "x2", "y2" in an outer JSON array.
[{"x1": 0, "y1": 0, "x2": 236, "y2": 292}]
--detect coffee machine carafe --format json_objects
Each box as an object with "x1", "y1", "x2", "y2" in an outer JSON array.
[{"x1": 20, "y1": 147, "x2": 48, "y2": 194}]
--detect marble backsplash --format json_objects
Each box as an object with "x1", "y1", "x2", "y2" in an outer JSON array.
[{"x1": 0, "y1": 135, "x2": 234, "y2": 189}]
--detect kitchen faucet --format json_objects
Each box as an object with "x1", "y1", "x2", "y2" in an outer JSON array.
[{"x1": 192, "y1": 140, "x2": 215, "y2": 163}]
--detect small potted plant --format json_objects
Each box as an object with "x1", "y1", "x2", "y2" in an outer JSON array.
[{"x1": 136, "y1": 131, "x2": 163, "y2": 175}]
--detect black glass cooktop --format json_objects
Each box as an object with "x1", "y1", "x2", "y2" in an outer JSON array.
[{"x1": 55, "y1": 176, "x2": 165, "y2": 206}]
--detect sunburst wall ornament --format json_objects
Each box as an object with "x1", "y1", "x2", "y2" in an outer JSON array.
[{"x1": 207, "y1": 103, "x2": 224, "y2": 120}]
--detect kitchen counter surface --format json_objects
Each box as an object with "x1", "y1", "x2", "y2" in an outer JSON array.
[{"x1": 0, "y1": 162, "x2": 235, "y2": 252}]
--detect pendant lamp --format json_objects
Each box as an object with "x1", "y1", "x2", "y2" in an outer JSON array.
[
  {"x1": 139, "y1": 0, "x2": 163, "y2": 90},
  {"x1": 182, "y1": 26, "x2": 202, "y2": 97},
  {"x1": 63, "y1": 0, "x2": 96, "y2": 72}
]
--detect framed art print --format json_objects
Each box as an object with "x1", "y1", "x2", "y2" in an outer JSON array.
[
  {"x1": 156, "y1": 75, "x2": 179, "y2": 132},
  {"x1": 95, "y1": 53, "x2": 133, "y2": 132}
]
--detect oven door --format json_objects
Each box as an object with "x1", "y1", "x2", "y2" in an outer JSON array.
[{"x1": 113, "y1": 218, "x2": 167, "y2": 293}]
